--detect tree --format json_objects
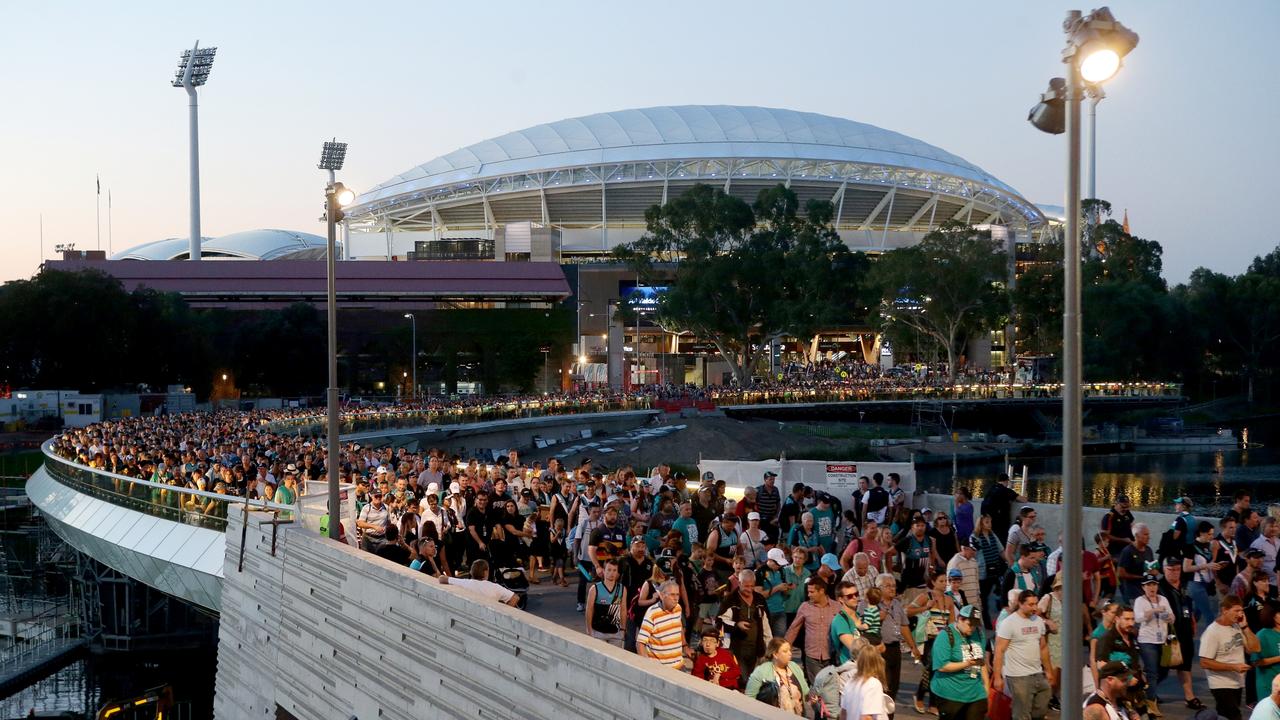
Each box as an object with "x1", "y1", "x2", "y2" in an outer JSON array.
[
  {"x1": 867, "y1": 222, "x2": 1010, "y2": 381},
  {"x1": 1180, "y1": 253, "x2": 1280, "y2": 403},
  {"x1": 1011, "y1": 237, "x2": 1064, "y2": 359},
  {"x1": 616, "y1": 183, "x2": 869, "y2": 385}
]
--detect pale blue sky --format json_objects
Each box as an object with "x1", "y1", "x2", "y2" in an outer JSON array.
[{"x1": 2, "y1": 1, "x2": 1276, "y2": 284}]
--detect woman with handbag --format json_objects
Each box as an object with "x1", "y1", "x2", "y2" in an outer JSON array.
[
  {"x1": 1133, "y1": 577, "x2": 1173, "y2": 714},
  {"x1": 1159, "y1": 559, "x2": 1203, "y2": 710},
  {"x1": 746, "y1": 638, "x2": 812, "y2": 715}
]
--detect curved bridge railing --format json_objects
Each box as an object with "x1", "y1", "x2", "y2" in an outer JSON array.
[{"x1": 40, "y1": 440, "x2": 294, "y2": 532}]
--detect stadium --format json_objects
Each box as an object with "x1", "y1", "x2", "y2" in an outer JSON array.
[{"x1": 343, "y1": 104, "x2": 1049, "y2": 259}]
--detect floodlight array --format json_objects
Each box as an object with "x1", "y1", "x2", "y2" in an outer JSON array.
[
  {"x1": 172, "y1": 47, "x2": 218, "y2": 87},
  {"x1": 319, "y1": 140, "x2": 348, "y2": 171}
]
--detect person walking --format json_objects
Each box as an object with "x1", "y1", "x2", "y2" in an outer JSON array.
[
  {"x1": 839, "y1": 643, "x2": 891, "y2": 720},
  {"x1": 785, "y1": 575, "x2": 841, "y2": 682},
  {"x1": 1133, "y1": 577, "x2": 1173, "y2": 712},
  {"x1": 637, "y1": 580, "x2": 690, "y2": 670},
  {"x1": 930, "y1": 605, "x2": 989, "y2": 720},
  {"x1": 860, "y1": 572, "x2": 918, "y2": 706},
  {"x1": 993, "y1": 590, "x2": 1056, "y2": 720},
  {"x1": 1200, "y1": 595, "x2": 1262, "y2": 720},
  {"x1": 746, "y1": 638, "x2": 812, "y2": 715}
]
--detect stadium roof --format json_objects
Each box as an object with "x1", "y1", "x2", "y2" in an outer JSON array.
[
  {"x1": 112, "y1": 229, "x2": 327, "y2": 261},
  {"x1": 346, "y1": 105, "x2": 1044, "y2": 238}
]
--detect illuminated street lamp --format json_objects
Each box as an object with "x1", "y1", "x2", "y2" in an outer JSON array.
[
  {"x1": 404, "y1": 313, "x2": 417, "y2": 399},
  {"x1": 319, "y1": 139, "x2": 352, "y2": 541},
  {"x1": 172, "y1": 42, "x2": 217, "y2": 261},
  {"x1": 1028, "y1": 10, "x2": 1137, "y2": 720}
]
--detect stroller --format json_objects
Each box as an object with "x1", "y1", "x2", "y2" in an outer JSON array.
[{"x1": 494, "y1": 566, "x2": 530, "y2": 609}]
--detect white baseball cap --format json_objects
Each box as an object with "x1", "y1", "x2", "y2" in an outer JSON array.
[{"x1": 767, "y1": 547, "x2": 790, "y2": 567}]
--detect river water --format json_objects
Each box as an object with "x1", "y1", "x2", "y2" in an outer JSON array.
[{"x1": 915, "y1": 417, "x2": 1280, "y2": 514}]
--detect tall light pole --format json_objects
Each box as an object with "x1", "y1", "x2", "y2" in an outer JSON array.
[
  {"x1": 404, "y1": 313, "x2": 417, "y2": 400},
  {"x1": 1028, "y1": 10, "x2": 1136, "y2": 720},
  {"x1": 319, "y1": 139, "x2": 353, "y2": 541},
  {"x1": 1086, "y1": 84, "x2": 1106, "y2": 230},
  {"x1": 172, "y1": 42, "x2": 216, "y2": 261}
]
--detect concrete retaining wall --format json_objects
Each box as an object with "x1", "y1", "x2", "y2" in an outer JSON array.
[
  {"x1": 915, "y1": 492, "x2": 1210, "y2": 544},
  {"x1": 214, "y1": 505, "x2": 788, "y2": 720}
]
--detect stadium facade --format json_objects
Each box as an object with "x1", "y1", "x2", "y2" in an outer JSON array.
[
  {"x1": 83, "y1": 105, "x2": 1053, "y2": 388},
  {"x1": 343, "y1": 105, "x2": 1047, "y2": 260}
]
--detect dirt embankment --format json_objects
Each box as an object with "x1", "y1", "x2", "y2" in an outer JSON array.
[{"x1": 525, "y1": 415, "x2": 872, "y2": 471}]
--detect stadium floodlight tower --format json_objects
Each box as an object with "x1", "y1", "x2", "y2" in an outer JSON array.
[
  {"x1": 1028, "y1": 10, "x2": 1137, "y2": 720},
  {"x1": 319, "y1": 138, "x2": 353, "y2": 541},
  {"x1": 172, "y1": 42, "x2": 217, "y2": 261}
]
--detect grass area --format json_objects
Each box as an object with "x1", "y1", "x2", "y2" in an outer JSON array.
[
  {"x1": 780, "y1": 422, "x2": 922, "y2": 441},
  {"x1": 0, "y1": 450, "x2": 43, "y2": 484}
]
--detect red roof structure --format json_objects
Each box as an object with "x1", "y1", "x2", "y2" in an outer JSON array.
[{"x1": 45, "y1": 259, "x2": 571, "y2": 310}]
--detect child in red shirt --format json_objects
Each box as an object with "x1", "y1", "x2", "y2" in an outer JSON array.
[{"x1": 691, "y1": 628, "x2": 741, "y2": 690}]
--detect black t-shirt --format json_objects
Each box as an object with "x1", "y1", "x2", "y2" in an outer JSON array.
[
  {"x1": 1102, "y1": 509, "x2": 1135, "y2": 555},
  {"x1": 982, "y1": 483, "x2": 1018, "y2": 536},
  {"x1": 466, "y1": 507, "x2": 492, "y2": 544},
  {"x1": 620, "y1": 555, "x2": 654, "y2": 596},
  {"x1": 376, "y1": 542, "x2": 411, "y2": 566},
  {"x1": 779, "y1": 496, "x2": 804, "y2": 534},
  {"x1": 929, "y1": 528, "x2": 959, "y2": 564},
  {"x1": 1096, "y1": 628, "x2": 1141, "y2": 675},
  {"x1": 692, "y1": 499, "x2": 718, "y2": 539},
  {"x1": 589, "y1": 522, "x2": 626, "y2": 564}
]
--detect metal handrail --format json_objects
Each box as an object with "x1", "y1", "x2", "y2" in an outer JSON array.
[{"x1": 41, "y1": 439, "x2": 295, "y2": 532}]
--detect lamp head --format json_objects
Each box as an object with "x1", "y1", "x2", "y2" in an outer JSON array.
[
  {"x1": 1070, "y1": 7, "x2": 1139, "y2": 84},
  {"x1": 329, "y1": 182, "x2": 356, "y2": 207},
  {"x1": 1028, "y1": 77, "x2": 1067, "y2": 135}
]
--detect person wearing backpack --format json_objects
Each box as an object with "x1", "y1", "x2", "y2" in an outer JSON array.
[{"x1": 930, "y1": 605, "x2": 989, "y2": 720}]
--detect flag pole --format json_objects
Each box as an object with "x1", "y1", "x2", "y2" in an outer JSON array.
[
  {"x1": 39, "y1": 213, "x2": 44, "y2": 266},
  {"x1": 95, "y1": 174, "x2": 101, "y2": 251},
  {"x1": 108, "y1": 190, "x2": 113, "y2": 255}
]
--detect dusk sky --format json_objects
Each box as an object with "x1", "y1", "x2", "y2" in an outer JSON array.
[{"x1": 2, "y1": 1, "x2": 1276, "y2": 284}]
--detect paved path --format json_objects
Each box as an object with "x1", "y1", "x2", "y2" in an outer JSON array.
[{"x1": 524, "y1": 580, "x2": 1223, "y2": 720}]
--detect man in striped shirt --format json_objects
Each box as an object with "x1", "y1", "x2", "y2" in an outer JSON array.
[{"x1": 637, "y1": 580, "x2": 689, "y2": 670}]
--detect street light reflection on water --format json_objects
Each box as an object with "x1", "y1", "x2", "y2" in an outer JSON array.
[{"x1": 924, "y1": 431, "x2": 1280, "y2": 515}]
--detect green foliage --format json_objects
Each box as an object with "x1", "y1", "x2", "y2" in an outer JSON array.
[
  {"x1": 1177, "y1": 250, "x2": 1280, "y2": 402},
  {"x1": 867, "y1": 222, "x2": 1010, "y2": 380},
  {"x1": 616, "y1": 183, "x2": 870, "y2": 384},
  {"x1": 0, "y1": 269, "x2": 211, "y2": 394},
  {"x1": 0, "y1": 269, "x2": 574, "y2": 399}
]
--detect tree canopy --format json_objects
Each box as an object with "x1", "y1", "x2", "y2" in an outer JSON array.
[
  {"x1": 867, "y1": 222, "x2": 1010, "y2": 381},
  {"x1": 616, "y1": 183, "x2": 870, "y2": 385}
]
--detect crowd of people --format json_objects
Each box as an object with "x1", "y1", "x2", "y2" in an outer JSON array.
[{"x1": 47, "y1": 404, "x2": 1278, "y2": 720}]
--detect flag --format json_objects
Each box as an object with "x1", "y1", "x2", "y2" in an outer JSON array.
[
  {"x1": 1121, "y1": 209, "x2": 1130, "y2": 235},
  {"x1": 96, "y1": 174, "x2": 100, "y2": 195}
]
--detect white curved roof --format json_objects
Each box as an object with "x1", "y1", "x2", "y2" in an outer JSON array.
[
  {"x1": 361, "y1": 105, "x2": 1021, "y2": 206},
  {"x1": 113, "y1": 229, "x2": 326, "y2": 261}
]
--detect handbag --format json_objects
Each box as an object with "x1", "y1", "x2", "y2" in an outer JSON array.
[
  {"x1": 755, "y1": 679, "x2": 780, "y2": 706},
  {"x1": 1160, "y1": 629, "x2": 1183, "y2": 667},
  {"x1": 988, "y1": 686, "x2": 1012, "y2": 720}
]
